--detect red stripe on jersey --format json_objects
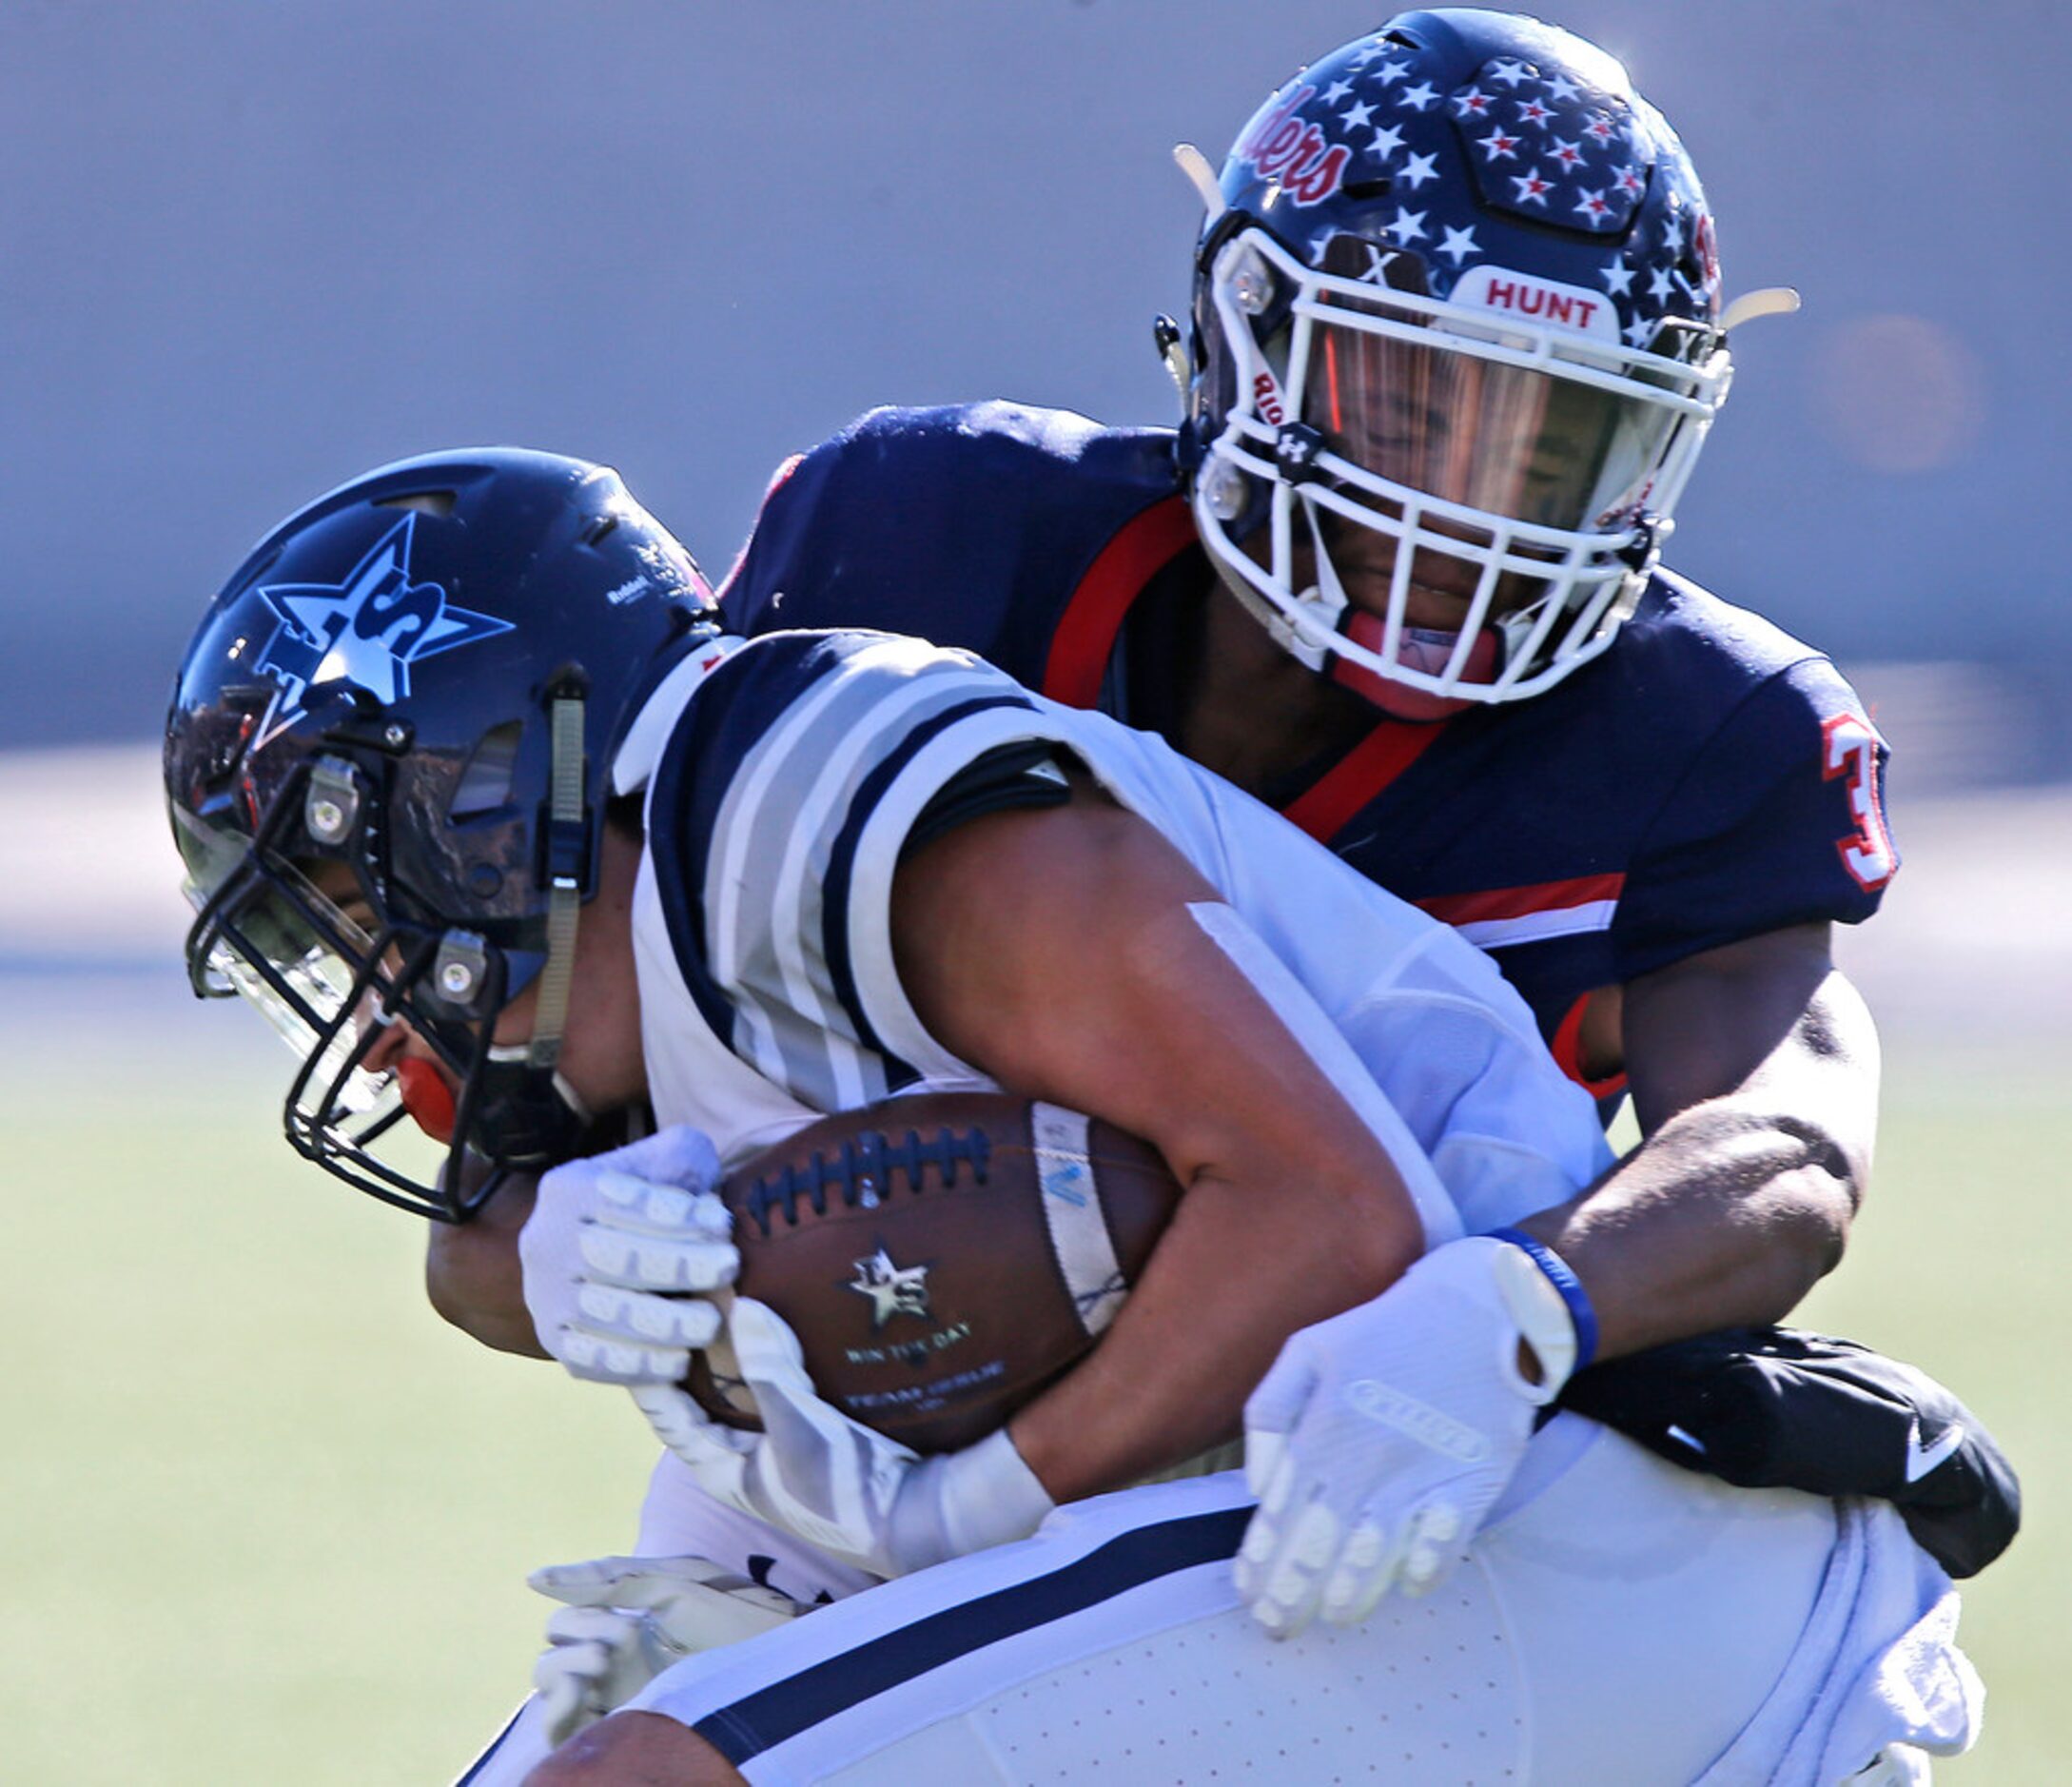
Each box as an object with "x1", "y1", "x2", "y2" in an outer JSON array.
[
  {"x1": 1281, "y1": 720, "x2": 1448, "y2": 843},
  {"x1": 1550, "y1": 990, "x2": 1630, "y2": 1100},
  {"x1": 1413, "y1": 873, "x2": 1628, "y2": 928},
  {"x1": 1041, "y1": 496, "x2": 1199, "y2": 708}
]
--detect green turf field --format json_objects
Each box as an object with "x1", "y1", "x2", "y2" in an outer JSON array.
[
  {"x1": 1790, "y1": 1058, "x2": 2068, "y2": 1785},
  {"x1": 4, "y1": 1053, "x2": 2060, "y2": 1782}
]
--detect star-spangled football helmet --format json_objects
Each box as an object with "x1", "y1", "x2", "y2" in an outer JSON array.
[
  {"x1": 1184, "y1": 9, "x2": 1734, "y2": 714},
  {"x1": 165, "y1": 449, "x2": 715, "y2": 1219}
]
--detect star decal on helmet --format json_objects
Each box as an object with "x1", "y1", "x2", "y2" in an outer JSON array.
[
  {"x1": 1218, "y1": 29, "x2": 1721, "y2": 344},
  {"x1": 252, "y1": 514, "x2": 514, "y2": 723}
]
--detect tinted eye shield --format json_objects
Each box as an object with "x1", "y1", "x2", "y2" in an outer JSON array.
[{"x1": 1275, "y1": 275, "x2": 1722, "y2": 534}]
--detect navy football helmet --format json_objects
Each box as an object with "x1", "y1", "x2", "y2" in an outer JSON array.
[
  {"x1": 1184, "y1": 10, "x2": 1736, "y2": 714},
  {"x1": 166, "y1": 449, "x2": 715, "y2": 1219}
]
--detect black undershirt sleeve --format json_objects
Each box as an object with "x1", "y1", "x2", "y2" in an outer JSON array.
[{"x1": 901, "y1": 741, "x2": 1077, "y2": 860}]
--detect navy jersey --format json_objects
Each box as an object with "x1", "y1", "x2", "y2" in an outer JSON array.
[{"x1": 719, "y1": 403, "x2": 1897, "y2": 1090}]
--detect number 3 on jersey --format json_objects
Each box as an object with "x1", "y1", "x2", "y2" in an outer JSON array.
[{"x1": 1821, "y1": 713, "x2": 1898, "y2": 891}]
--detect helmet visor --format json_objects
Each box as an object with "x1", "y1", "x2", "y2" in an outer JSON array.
[{"x1": 1301, "y1": 288, "x2": 1685, "y2": 538}]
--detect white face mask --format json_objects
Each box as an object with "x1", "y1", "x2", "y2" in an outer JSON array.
[{"x1": 1194, "y1": 228, "x2": 1731, "y2": 709}]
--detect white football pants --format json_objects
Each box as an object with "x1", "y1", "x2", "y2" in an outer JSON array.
[{"x1": 616, "y1": 1415, "x2": 1948, "y2": 1785}]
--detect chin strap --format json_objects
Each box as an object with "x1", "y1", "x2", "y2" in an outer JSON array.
[
  {"x1": 1153, "y1": 314, "x2": 1191, "y2": 405},
  {"x1": 529, "y1": 677, "x2": 590, "y2": 1072}
]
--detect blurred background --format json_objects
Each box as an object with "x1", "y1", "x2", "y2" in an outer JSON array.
[{"x1": 2, "y1": 2, "x2": 2063, "y2": 1781}]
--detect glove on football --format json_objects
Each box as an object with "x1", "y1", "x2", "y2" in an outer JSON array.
[
  {"x1": 519, "y1": 1125, "x2": 737, "y2": 1383},
  {"x1": 526, "y1": 1553, "x2": 807, "y2": 1744},
  {"x1": 1237, "y1": 1235, "x2": 1578, "y2": 1638},
  {"x1": 632, "y1": 1296, "x2": 1055, "y2": 1578}
]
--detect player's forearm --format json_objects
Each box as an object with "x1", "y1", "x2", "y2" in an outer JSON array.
[
  {"x1": 1534, "y1": 942, "x2": 1881, "y2": 1358},
  {"x1": 1010, "y1": 1167, "x2": 1423, "y2": 1501},
  {"x1": 425, "y1": 1172, "x2": 555, "y2": 1359},
  {"x1": 1513, "y1": 1098, "x2": 1859, "y2": 1359}
]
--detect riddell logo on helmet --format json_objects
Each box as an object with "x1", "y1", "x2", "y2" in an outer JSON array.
[
  {"x1": 1237, "y1": 86, "x2": 1352, "y2": 207},
  {"x1": 1252, "y1": 372, "x2": 1287, "y2": 426},
  {"x1": 1449, "y1": 266, "x2": 1619, "y2": 341}
]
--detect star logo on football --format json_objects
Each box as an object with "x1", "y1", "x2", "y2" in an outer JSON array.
[
  {"x1": 252, "y1": 514, "x2": 514, "y2": 724},
  {"x1": 846, "y1": 1247, "x2": 933, "y2": 1329}
]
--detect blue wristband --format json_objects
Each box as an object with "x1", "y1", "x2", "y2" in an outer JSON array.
[{"x1": 1482, "y1": 1227, "x2": 1599, "y2": 1372}]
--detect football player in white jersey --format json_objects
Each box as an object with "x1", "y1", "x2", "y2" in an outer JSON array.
[{"x1": 167, "y1": 451, "x2": 1977, "y2": 1784}]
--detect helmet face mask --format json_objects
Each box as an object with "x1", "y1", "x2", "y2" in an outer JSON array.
[
  {"x1": 1188, "y1": 10, "x2": 1734, "y2": 713},
  {"x1": 166, "y1": 449, "x2": 714, "y2": 1220},
  {"x1": 177, "y1": 756, "x2": 540, "y2": 1220}
]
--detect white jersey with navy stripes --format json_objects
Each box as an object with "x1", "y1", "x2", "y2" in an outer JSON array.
[
  {"x1": 616, "y1": 629, "x2": 1610, "y2": 1230},
  {"x1": 604, "y1": 628, "x2": 1614, "y2": 1607},
  {"x1": 457, "y1": 631, "x2": 1978, "y2": 1781}
]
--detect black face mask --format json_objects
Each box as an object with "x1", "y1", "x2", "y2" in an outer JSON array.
[{"x1": 182, "y1": 756, "x2": 593, "y2": 1223}]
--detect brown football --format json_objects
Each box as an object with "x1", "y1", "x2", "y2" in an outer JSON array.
[{"x1": 684, "y1": 1092, "x2": 1184, "y2": 1454}]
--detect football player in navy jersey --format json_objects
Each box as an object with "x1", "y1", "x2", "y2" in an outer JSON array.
[
  {"x1": 712, "y1": 9, "x2": 1895, "y2": 1381},
  {"x1": 164, "y1": 448, "x2": 1981, "y2": 1786}
]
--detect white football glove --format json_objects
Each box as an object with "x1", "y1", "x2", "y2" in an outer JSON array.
[
  {"x1": 1235, "y1": 1235, "x2": 1580, "y2": 1639},
  {"x1": 631, "y1": 1296, "x2": 1055, "y2": 1579},
  {"x1": 518, "y1": 1125, "x2": 738, "y2": 1384},
  {"x1": 526, "y1": 1553, "x2": 808, "y2": 1745}
]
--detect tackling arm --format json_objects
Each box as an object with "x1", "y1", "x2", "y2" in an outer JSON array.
[{"x1": 1520, "y1": 920, "x2": 1877, "y2": 1360}]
